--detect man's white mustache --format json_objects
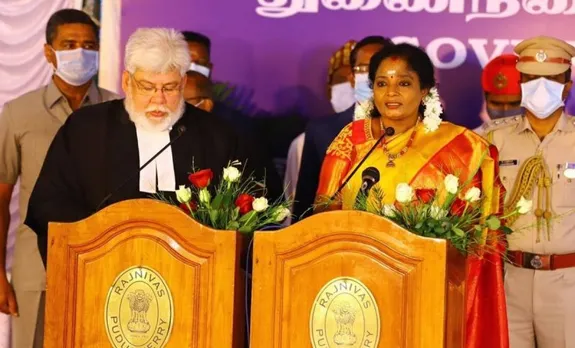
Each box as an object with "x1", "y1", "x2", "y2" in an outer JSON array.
[{"x1": 146, "y1": 105, "x2": 170, "y2": 113}]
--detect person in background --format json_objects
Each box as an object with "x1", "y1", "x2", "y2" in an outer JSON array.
[
  {"x1": 484, "y1": 36, "x2": 575, "y2": 348},
  {"x1": 181, "y1": 30, "x2": 283, "y2": 202},
  {"x1": 283, "y1": 40, "x2": 356, "y2": 225},
  {"x1": 181, "y1": 31, "x2": 249, "y2": 131},
  {"x1": 183, "y1": 70, "x2": 214, "y2": 113},
  {"x1": 291, "y1": 36, "x2": 394, "y2": 222},
  {"x1": 475, "y1": 54, "x2": 522, "y2": 135},
  {"x1": 0, "y1": 9, "x2": 119, "y2": 347}
]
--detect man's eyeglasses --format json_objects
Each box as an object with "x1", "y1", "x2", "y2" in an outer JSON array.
[
  {"x1": 353, "y1": 65, "x2": 369, "y2": 74},
  {"x1": 130, "y1": 74, "x2": 181, "y2": 96}
]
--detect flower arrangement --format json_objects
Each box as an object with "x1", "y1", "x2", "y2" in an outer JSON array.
[
  {"x1": 355, "y1": 172, "x2": 532, "y2": 254},
  {"x1": 167, "y1": 160, "x2": 291, "y2": 233}
]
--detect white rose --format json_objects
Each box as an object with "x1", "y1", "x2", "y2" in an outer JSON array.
[
  {"x1": 175, "y1": 185, "x2": 192, "y2": 203},
  {"x1": 429, "y1": 205, "x2": 448, "y2": 220},
  {"x1": 516, "y1": 196, "x2": 533, "y2": 214},
  {"x1": 395, "y1": 183, "x2": 414, "y2": 203},
  {"x1": 464, "y1": 187, "x2": 481, "y2": 202},
  {"x1": 252, "y1": 197, "x2": 269, "y2": 212},
  {"x1": 274, "y1": 207, "x2": 291, "y2": 222},
  {"x1": 444, "y1": 174, "x2": 459, "y2": 195},
  {"x1": 199, "y1": 189, "x2": 211, "y2": 204},
  {"x1": 223, "y1": 166, "x2": 241, "y2": 182},
  {"x1": 382, "y1": 204, "x2": 396, "y2": 218}
]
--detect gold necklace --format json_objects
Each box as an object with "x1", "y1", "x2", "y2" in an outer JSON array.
[{"x1": 380, "y1": 118, "x2": 418, "y2": 168}]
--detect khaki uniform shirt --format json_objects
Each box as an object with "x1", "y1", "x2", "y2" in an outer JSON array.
[
  {"x1": 0, "y1": 80, "x2": 119, "y2": 290},
  {"x1": 485, "y1": 113, "x2": 575, "y2": 255}
]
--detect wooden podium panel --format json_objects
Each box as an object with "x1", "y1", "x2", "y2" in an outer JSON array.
[
  {"x1": 44, "y1": 199, "x2": 245, "y2": 348},
  {"x1": 250, "y1": 210, "x2": 465, "y2": 348}
]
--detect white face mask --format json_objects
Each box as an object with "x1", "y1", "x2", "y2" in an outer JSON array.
[
  {"x1": 520, "y1": 77, "x2": 565, "y2": 119},
  {"x1": 354, "y1": 73, "x2": 373, "y2": 103},
  {"x1": 189, "y1": 62, "x2": 210, "y2": 78},
  {"x1": 330, "y1": 82, "x2": 355, "y2": 113},
  {"x1": 52, "y1": 48, "x2": 99, "y2": 86}
]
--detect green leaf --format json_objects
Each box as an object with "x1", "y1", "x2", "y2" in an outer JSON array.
[
  {"x1": 434, "y1": 226, "x2": 446, "y2": 235},
  {"x1": 474, "y1": 225, "x2": 483, "y2": 232},
  {"x1": 211, "y1": 194, "x2": 223, "y2": 210},
  {"x1": 452, "y1": 227, "x2": 465, "y2": 237},
  {"x1": 239, "y1": 210, "x2": 257, "y2": 223},
  {"x1": 415, "y1": 222, "x2": 423, "y2": 230},
  {"x1": 238, "y1": 225, "x2": 255, "y2": 234},
  {"x1": 226, "y1": 221, "x2": 240, "y2": 230},
  {"x1": 231, "y1": 207, "x2": 240, "y2": 221},
  {"x1": 209, "y1": 210, "x2": 219, "y2": 225},
  {"x1": 501, "y1": 225, "x2": 513, "y2": 235},
  {"x1": 486, "y1": 216, "x2": 501, "y2": 230}
]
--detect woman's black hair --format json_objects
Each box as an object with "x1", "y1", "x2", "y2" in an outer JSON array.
[{"x1": 367, "y1": 43, "x2": 438, "y2": 118}]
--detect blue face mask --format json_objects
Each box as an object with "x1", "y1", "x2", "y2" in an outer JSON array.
[
  {"x1": 354, "y1": 73, "x2": 373, "y2": 103},
  {"x1": 486, "y1": 107, "x2": 524, "y2": 120}
]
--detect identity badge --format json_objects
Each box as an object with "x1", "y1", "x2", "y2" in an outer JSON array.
[
  {"x1": 564, "y1": 162, "x2": 575, "y2": 179},
  {"x1": 499, "y1": 159, "x2": 519, "y2": 167}
]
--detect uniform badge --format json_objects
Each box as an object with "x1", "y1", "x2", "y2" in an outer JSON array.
[
  {"x1": 564, "y1": 162, "x2": 575, "y2": 179},
  {"x1": 499, "y1": 159, "x2": 519, "y2": 167},
  {"x1": 493, "y1": 72, "x2": 508, "y2": 90},
  {"x1": 535, "y1": 50, "x2": 547, "y2": 63}
]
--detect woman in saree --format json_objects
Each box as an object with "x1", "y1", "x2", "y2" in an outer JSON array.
[{"x1": 314, "y1": 43, "x2": 509, "y2": 348}]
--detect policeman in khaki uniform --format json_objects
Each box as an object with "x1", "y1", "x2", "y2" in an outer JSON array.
[
  {"x1": 484, "y1": 36, "x2": 575, "y2": 348},
  {"x1": 0, "y1": 9, "x2": 118, "y2": 347},
  {"x1": 474, "y1": 54, "x2": 523, "y2": 135}
]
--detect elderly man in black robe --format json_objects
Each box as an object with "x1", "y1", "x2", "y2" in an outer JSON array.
[{"x1": 24, "y1": 27, "x2": 279, "y2": 265}]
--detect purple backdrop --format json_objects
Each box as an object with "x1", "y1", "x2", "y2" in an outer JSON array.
[{"x1": 120, "y1": 0, "x2": 575, "y2": 128}]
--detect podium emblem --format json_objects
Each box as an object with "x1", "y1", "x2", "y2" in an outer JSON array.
[
  {"x1": 105, "y1": 266, "x2": 174, "y2": 348},
  {"x1": 310, "y1": 277, "x2": 380, "y2": 347}
]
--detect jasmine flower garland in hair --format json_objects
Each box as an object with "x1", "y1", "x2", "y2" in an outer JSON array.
[
  {"x1": 353, "y1": 99, "x2": 374, "y2": 121},
  {"x1": 422, "y1": 87, "x2": 443, "y2": 133}
]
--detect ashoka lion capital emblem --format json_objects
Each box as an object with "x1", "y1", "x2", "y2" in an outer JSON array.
[
  {"x1": 332, "y1": 302, "x2": 357, "y2": 345},
  {"x1": 310, "y1": 277, "x2": 380, "y2": 347},
  {"x1": 127, "y1": 290, "x2": 153, "y2": 333},
  {"x1": 105, "y1": 266, "x2": 174, "y2": 348}
]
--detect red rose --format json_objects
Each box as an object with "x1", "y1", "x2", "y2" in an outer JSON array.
[
  {"x1": 450, "y1": 198, "x2": 467, "y2": 217},
  {"x1": 179, "y1": 201, "x2": 197, "y2": 213},
  {"x1": 188, "y1": 169, "x2": 213, "y2": 189},
  {"x1": 235, "y1": 193, "x2": 255, "y2": 215},
  {"x1": 415, "y1": 189, "x2": 435, "y2": 204}
]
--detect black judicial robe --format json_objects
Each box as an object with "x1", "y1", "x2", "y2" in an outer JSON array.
[{"x1": 25, "y1": 99, "x2": 278, "y2": 265}]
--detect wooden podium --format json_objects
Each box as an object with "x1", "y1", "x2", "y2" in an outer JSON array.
[
  {"x1": 250, "y1": 210, "x2": 466, "y2": 348},
  {"x1": 43, "y1": 199, "x2": 246, "y2": 348}
]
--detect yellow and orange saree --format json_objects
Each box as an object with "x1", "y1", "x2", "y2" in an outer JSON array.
[{"x1": 315, "y1": 118, "x2": 509, "y2": 348}]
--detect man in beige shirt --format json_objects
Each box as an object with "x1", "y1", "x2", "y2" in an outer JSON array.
[
  {"x1": 484, "y1": 36, "x2": 575, "y2": 348},
  {"x1": 0, "y1": 9, "x2": 118, "y2": 348}
]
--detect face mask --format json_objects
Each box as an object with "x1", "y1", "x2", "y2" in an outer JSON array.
[
  {"x1": 189, "y1": 62, "x2": 210, "y2": 78},
  {"x1": 486, "y1": 107, "x2": 524, "y2": 120},
  {"x1": 330, "y1": 82, "x2": 355, "y2": 113},
  {"x1": 354, "y1": 73, "x2": 373, "y2": 103},
  {"x1": 52, "y1": 48, "x2": 99, "y2": 86},
  {"x1": 520, "y1": 77, "x2": 565, "y2": 119}
]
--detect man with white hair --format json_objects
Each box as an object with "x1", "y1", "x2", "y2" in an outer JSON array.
[{"x1": 24, "y1": 28, "x2": 264, "y2": 265}]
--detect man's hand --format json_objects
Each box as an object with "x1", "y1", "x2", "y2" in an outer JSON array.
[{"x1": 0, "y1": 273, "x2": 18, "y2": 316}]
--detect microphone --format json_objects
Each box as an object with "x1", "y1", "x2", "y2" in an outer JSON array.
[
  {"x1": 95, "y1": 125, "x2": 187, "y2": 212},
  {"x1": 359, "y1": 167, "x2": 380, "y2": 196},
  {"x1": 385, "y1": 127, "x2": 395, "y2": 136},
  {"x1": 353, "y1": 167, "x2": 381, "y2": 209},
  {"x1": 329, "y1": 132, "x2": 386, "y2": 202}
]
